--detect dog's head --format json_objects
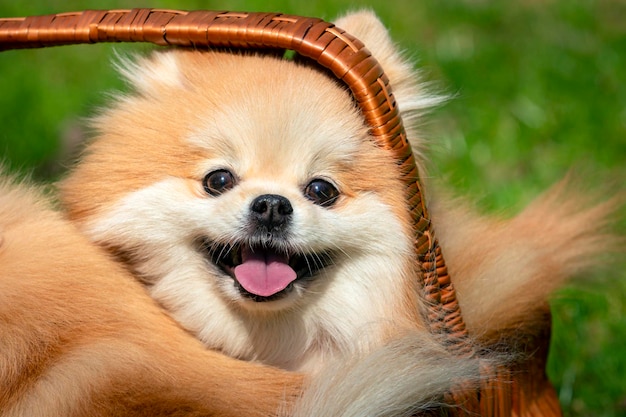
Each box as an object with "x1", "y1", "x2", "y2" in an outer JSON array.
[{"x1": 60, "y1": 11, "x2": 433, "y2": 360}]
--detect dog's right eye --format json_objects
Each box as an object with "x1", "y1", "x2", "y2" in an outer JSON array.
[
  {"x1": 304, "y1": 179, "x2": 340, "y2": 207},
  {"x1": 203, "y1": 169, "x2": 237, "y2": 196}
]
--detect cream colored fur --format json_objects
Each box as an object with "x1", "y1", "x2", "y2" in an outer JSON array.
[{"x1": 1, "y1": 9, "x2": 621, "y2": 417}]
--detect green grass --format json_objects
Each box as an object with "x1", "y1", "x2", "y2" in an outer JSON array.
[{"x1": 1, "y1": 1, "x2": 625, "y2": 415}]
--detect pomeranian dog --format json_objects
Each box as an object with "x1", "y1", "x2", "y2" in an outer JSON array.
[{"x1": 1, "y1": 9, "x2": 621, "y2": 417}]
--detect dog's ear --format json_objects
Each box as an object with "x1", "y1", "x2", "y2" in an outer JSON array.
[
  {"x1": 334, "y1": 10, "x2": 440, "y2": 151},
  {"x1": 113, "y1": 51, "x2": 185, "y2": 96},
  {"x1": 334, "y1": 10, "x2": 414, "y2": 92}
]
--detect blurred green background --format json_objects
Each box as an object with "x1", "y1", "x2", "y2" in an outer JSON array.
[{"x1": 1, "y1": 1, "x2": 624, "y2": 415}]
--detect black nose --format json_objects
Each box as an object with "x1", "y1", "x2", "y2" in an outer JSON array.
[{"x1": 250, "y1": 194, "x2": 293, "y2": 231}]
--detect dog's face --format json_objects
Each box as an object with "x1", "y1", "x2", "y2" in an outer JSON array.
[
  {"x1": 60, "y1": 12, "x2": 428, "y2": 367},
  {"x1": 159, "y1": 53, "x2": 413, "y2": 311}
]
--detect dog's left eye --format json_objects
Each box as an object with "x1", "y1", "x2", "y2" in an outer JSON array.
[
  {"x1": 304, "y1": 179, "x2": 339, "y2": 207},
  {"x1": 203, "y1": 169, "x2": 237, "y2": 196}
]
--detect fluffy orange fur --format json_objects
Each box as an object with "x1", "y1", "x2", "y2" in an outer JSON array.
[
  {"x1": 432, "y1": 178, "x2": 621, "y2": 344},
  {"x1": 0, "y1": 179, "x2": 302, "y2": 416}
]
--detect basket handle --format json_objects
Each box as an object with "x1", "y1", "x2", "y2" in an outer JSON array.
[{"x1": 0, "y1": 8, "x2": 470, "y2": 353}]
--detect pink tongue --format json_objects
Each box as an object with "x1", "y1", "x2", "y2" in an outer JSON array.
[{"x1": 234, "y1": 247, "x2": 297, "y2": 297}]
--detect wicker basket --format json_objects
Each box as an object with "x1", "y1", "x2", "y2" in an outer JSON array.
[{"x1": 0, "y1": 9, "x2": 562, "y2": 416}]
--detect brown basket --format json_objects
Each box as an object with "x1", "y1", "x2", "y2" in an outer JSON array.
[{"x1": 0, "y1": 9, "x2": 561, "y2": 416}]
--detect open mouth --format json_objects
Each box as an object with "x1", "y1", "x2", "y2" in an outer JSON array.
[{"x1": 199, "y1": 239, "x2": 333, "y2": 302}]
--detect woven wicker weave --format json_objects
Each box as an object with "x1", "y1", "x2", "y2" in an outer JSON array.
[{"x1": 0, "y1": 9, "x2": 561, "y2": 416}]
